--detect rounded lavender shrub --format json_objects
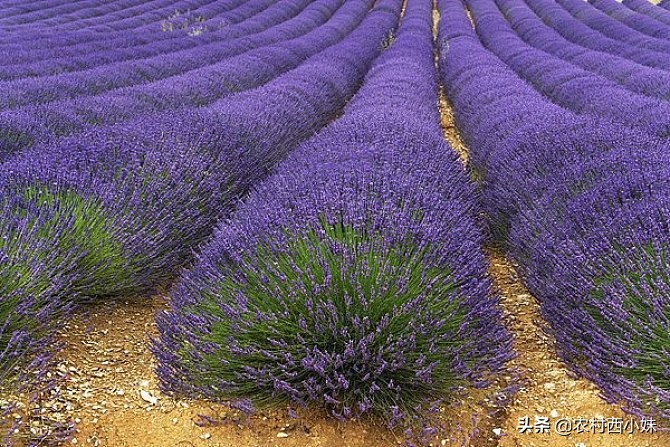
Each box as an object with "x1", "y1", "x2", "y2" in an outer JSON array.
[
  {"x1": 503, "y1": 127, "x2": 670, "y2": 417},
  {"x1": 0, "y1": 187, "x2": 94, "y2": 388},
  {"x1": 155, "y1": 138, "x2": 513, "y2": 424}
]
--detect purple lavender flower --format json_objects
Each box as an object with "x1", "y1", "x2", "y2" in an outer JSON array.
[{"x1": 155, "y1": 0, "x2": 513, "y2": 431}]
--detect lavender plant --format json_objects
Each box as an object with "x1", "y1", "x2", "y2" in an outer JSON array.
[{"x1": 156, "y1": 0, "x2": 513, "y2": 432}]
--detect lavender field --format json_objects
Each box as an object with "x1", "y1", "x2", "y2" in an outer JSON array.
[{"x1": 1, "y1": 0, "x2": 670, "y2": 445}]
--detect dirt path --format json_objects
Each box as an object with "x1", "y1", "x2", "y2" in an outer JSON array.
[{"x1": 28, "y1": 296, "x2": 398, "y2": 447}]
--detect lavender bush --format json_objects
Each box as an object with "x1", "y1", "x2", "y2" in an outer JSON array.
[
  {"x1": 556, "y1": 0, "x2": 670, "y2": 53},
  {"x1": 498, "y1": 0, "x2": 670, "y2": 101},
  {"x1": 524, "y1": 0, "x2": 670, "y2": 71},
  {"x1": 463, "y1": 0, "x2": 670, "y2": 139},
  {"x1": 155, "y1": 0, "x2": 513, "y2": 431},
  {"x1": 588, "y1": 0, "x2": 670, "y2": 39}
]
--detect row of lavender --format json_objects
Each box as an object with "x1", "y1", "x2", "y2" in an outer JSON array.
[
  {"x1": 0, "y1": 0, "x2": 222, "y2": 32},
  {"x1": 1, "y1": 0, "x2": 402, "y2": 441},
  {"x1": 0, "y1": 0, "x2": 367, "y2": 158},
  {"x1": 0, "y1": 0, "x2": 266, "y2": 78},
  {"x1": 154, "y1": 0, "x2": 513, "y2": 435},
  {"x1": 0, "y1": 0, "x2": 397, "y2": 161},
  {"x1": 0, "y1": 0, "x2": 233, "y2": 58},
  {"x1": 439, "y1": 0, "x2": 670, "y2": 421},
  {"x1": 0, "y1": 0, "x2": 315, "y2": 156},
  {"x1": 0, "y1": 0, "x2": 311, "y2": 107},
  {"x1": 0, "y1": 0, "x2": 284, "y2": 78}
]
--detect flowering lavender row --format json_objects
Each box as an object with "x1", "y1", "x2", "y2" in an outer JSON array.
[
  {"x1": 46, "y1": 0, "x2": 233, "y2": 33},
  {"x1": 439, "y1": 0, "x2": 670, "y2": 422},
  {"x1": 0, "y1": 0, "x2": 367, "y2": 158},
  {"x1": 522, "y1": 0, "x2": 670, "y2": 71},
  {"x1": 0, "y1": 0, "x2": 200, "y2": 56},
  {"x1": 0, "y1": 0, "x2": 183, "y2": 26},
  {"x1": 556, "y1": 0, "x2": 670, "y2": 53},
  {"x1": 0, "y1": 0, "x2": 270, "y2": 79},
  {"x1": 0, "y1": 0, "x2": 234, "y2": 50},
  {"x1": 1, "y1": 0, "x2": 280, "y2": 68},
  {"x1": 464, "y1": 0, "x2": 670, "y2": 139},
  {"x1": 0, "y1": 0, "x2": 397, "y2": 413},
  {"x1": 589, "y1": 0, "x2": 670, "y2": 40},
  {"x1": 497, "y1": 0, "x2": 670, "y2": 100},
  {"x1": 0, "y1": 0, "x2": 216, "y2": 31},
  {"x1": 0, "y1": 0, "x2": 319, "y2": 100},
  {"x1": 623, "y1": 0, "x2": 670, "y2": 26},
  {"x1": 0, "y1": 0, "x2": 317, "y2": 111},
  {"x1": 0, "y1": 0, "x2": 131, "y2": 27},
  {"x1": 154, "y1": 0, "x2": 512, "y2": 431}
]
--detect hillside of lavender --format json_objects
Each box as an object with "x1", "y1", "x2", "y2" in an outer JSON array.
[{"x1": 1, "y1": 0, "x2": 669, "y2": 445}]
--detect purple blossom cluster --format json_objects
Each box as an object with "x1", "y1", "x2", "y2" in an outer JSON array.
[
  {"x1": 1, "y1": 0, "x2": 400, "y2": 436},
  {"x1": 440, "y1": 0, "x2": 670, "y2": 422},
  {"x1": 155, "y1": 0, "x2": 512, "y2": 431}
]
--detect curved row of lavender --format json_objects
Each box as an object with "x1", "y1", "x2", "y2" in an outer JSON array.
[
  {"x1": 588, "y1": 0, "x2": 670, "y2": 40},
  {"x1": 463, "y1": 0, "x2": 670, "y2": 139},
  {"x1": 439, "y1": 0, "x2": 670, "y2": 422},
  {"x1": 0, "y1": 0, "x2": 315, "y2": 111},
  {"x1": 497, "y1": 0, "x2": 670, "y2": 100},
  {"x1": 154, "y1": 0, "x2": 512, "y2": 434},
  {"x1": 1, "y1": 0, "x2": 310, "y2": 76},
  {"x1": 0, "y1": 0, "x2": 375, "y2": 159},
  {"x1": 0, "y1": 0, "x2": 236, "y2": 61},
  {"x1": 0, "y1": 0, "x2": 218, "y2": 42},
  {"x1": 623, "y1": 0, "x2": 670, "y2": 26},
  {"x1": 521, "y1": 0, "x2": 670, "y2": 71},
  {"x1": 0, "y1": 0, "x2": 380, "y2": 157},
  {"x1": 0, "y1": 0, "x2": 219, "y2": 32},
  {"x1": 556, "y1": 0, "x2": 670, "y2": 52},
  {"x1": 0, "y1": 0, "x2": 272, "y2": 79},
  {"x1": 0, "y1": 0, "x2": 400, "y2": 428}
]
